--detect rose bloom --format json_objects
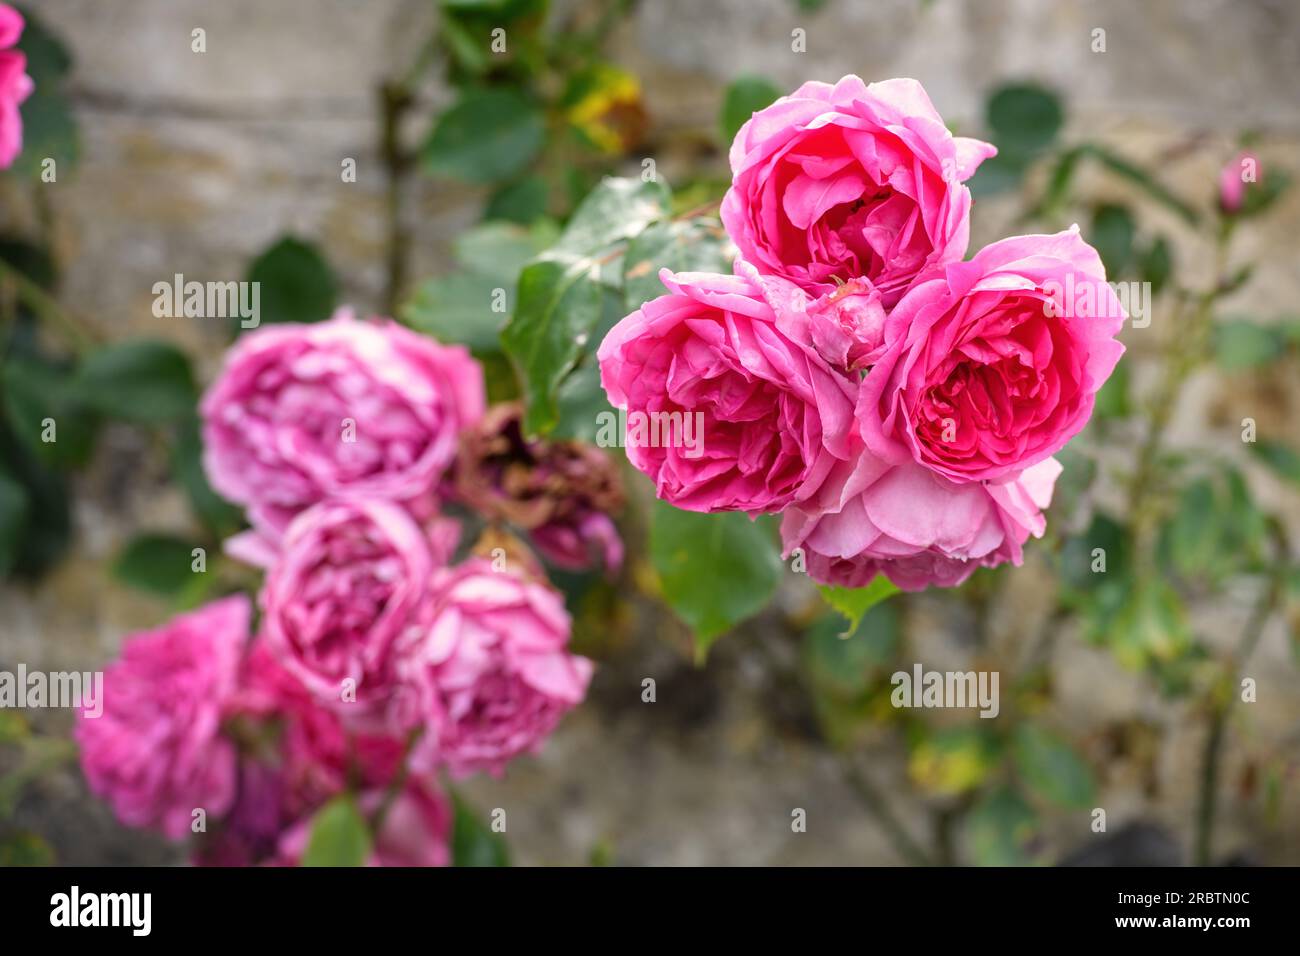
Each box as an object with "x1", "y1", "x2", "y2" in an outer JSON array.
[
  {"x1": 195, "y1": 644, "x2": 408, "y2": 866},
  {"x1": 455, "y1": 402, "x2": 624, "y2": 574},
  {"x1": 1218, "y1": 150, "x2": 1260, "y2": 214},
  {"x1": 782, "y1": 451, "x2": 1061, "y2": 591},
  {"x1": 0, "y1": 4, "x2": 31, "y2": 169},
  {"x1": 396, "y1": 559, "x2": 593, "y2": 777},
  {"x1": 76, "y1": 595, "x2": 250, "y2": 840},
  {"x1": 260, "y1": 497, "x2": 439, "y2": 722},
  {"x1": 597, "y1": 265, "x2": 858, "y2": 513},
  {"x1": 274, "y1": 780, "x2": 452, "y2": 867},
  {"x1": 721, "y1": 75, "x2": 995, "y2": 306},
  {"x1": 201, "y1": 309, "x2": 484, "y2": 536},
  {"x1": 858, "y1": 228, "x2": 1125, "y2": 484}
]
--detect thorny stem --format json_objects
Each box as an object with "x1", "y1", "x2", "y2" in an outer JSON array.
[
  {"x1": 380, "y1": 81, "x2": 416, "y2": 316},
  {"x1": 1193, "y1": 525, "x2": 1289, "y2": 866},
  {"x1": 368, "y1": 727, "x2": 423, "y2": 835}
]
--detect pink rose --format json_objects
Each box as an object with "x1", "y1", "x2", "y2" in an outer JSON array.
[
  {"x1": 76, "y1": 595, "x2": 250, "y2": 839},
  {"x1": 597, "y1": 266, "x2": 857, "y2": 513},
  {"x1": 858, "y1": 228, "x2": 1125, "y2": 484},
  {"x1": 274, "y1": 780, "x2": 451, "y2": 867},
  {"x1": 396, "y1": 559, "x2": 593, "y2": 777},
  {"x1": 1218, "y1": 150, "x2": 1260, "y2": 214},
  {"x1": 231, "y1": 643, "x2": 404, "y2": 812},
  {"x1": 782, "y1": 452, "x2": 1061, "y2": 591},
  {"x1": 721, "y1": 75, "x2": 995, "y2": 306},
  {"x1": 0, "y1": 4, "x2": 31, "y2": 169},
  {"x1": 200, "y1": 309, "x2": 485, "y2": 536},
  {"x1": 260, "y1": 498, "x2": 439, "y2": 722}
]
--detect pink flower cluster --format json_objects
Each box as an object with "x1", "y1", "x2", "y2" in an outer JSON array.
[
  {"x1": 78, "y1": 311, "x2": 601, "y2": 865},
  {"x1": 600, "y1": 76, "x2": 1126, "y2": 591},
  {"x1": 0, "y1": 3, "x2": 32, "y2": 169}
]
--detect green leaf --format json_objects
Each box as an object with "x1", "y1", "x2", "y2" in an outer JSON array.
[
  {"x1": 0, "y1": 425, "x2": 70, "y2": 577},
  {"x1": 1250, "y1": 439, "x2": 1300, "y2": 485},
  {"x1": 1138, "y1": 235, "x2": 1173, "y2": 296},
  {"x1": 113, "y1": 534, "x2": 203, "y2": 597},
  {"x1": 452, "y1": 794, "x2": 509, "y2": 867},
  {"x1": 803, "y1": 601, "x2": 900, "y2": 693},
  {"x1": 1060, "y1": 512, "x2": 1128, "y2": 595},
  {"x1": 2, "y1": 358, "x2": 98, "y2": 466},
  {"x1": 73, "y1": 340, "x2": 196, "y2": 424},
  {"x1": 453, "y1": 219, "x2": 559, "y2": 277},
  {"x1": 403, "y1": 273, "x2": 510, "y2": 352},
  {"x1": 553, "y1": 176, "x2": 672, "y2": 257},
  {"x1": 0, "y1": 831, "x2": 55, "y2": 866},
  {"x1": 1089, "y1": 203, "x2": 1135, "y2": 277},
  {"x1": 967, "y1": 152, "x2": 1028, "y2": 198},
  {"x1": 501, "y1": 254, "x2": 605, "y2": 435},
  {"x1": 1109, "y1": 579, "x2": 1193, "y2": 671},
  {"x1": 485, "y1": 175, "x2": 550, "y2": 224},
  {"x1": 0, "y1": 464, "x2": 29, "y2": 576},
  {"x1": 301, "y1": 797, "x2": 371, "y2": 867},
  {"x1": 245, "y1": 237, "x2": 337, "y2": 330},
  {"x1": 986, "y1": 83, "x2": 1062, "y2": 160},
  {"x1": 649, "y1": 502, "x2": 782, "y2": 658},
  {"x1": 909, "y1": 727, "x2": 1001, "y2": 797},
  {"x1": 12, "y1": 9, "x2": 78, "y2": 178},
  {"x1": 423, "y1": 89, "x2": 545, "y2": 185},
  {"x1": 1213, "y1": 319, "x2": 1282, "y2": 371},
  {"x1": 817, "y1": 578, "x2": 900, "y2": 636},
  {"x1": 966, "y1": 786, "x2": 1040, "y2": 866},
  {"x1": 719, "y1": 75, "x2": 782, "y2": 146},
  {"x1": 1013, "y1": 724, "x2": 1096, "y2": 809},
  {"x1": 622, "y1": 218, "x2": 732, "y2": 310},
  {"x1": 172, "y1": 416, "x2": 242, "y2": 536}
]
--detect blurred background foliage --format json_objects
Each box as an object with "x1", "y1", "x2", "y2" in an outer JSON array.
[{"x1": 1, "y1": 0, "x2": 1298, "y2": 866}]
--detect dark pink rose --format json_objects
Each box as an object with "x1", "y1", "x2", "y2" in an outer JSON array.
[
  {"x1": 201, "y1": 309, "x2": 484, "y2": 536},
  {"x1": 76, "y1": 596, "x2": 250, "y2": 839},
  {"x1": 782, "y1": 451, "x2": 1061, "y2": 591},
  {"x1": 1218, "y1": 150, "x2": 1260, "y2": 214},
  {"x1": 260, "y1": 498, "x2": 439, "y2": 723},
  {"x1": 858, "y1": 228, "x2": 1125, "y2": 484},
  {"x1": 396, "y1": 559, "x2": 593, "y2": 777},
  {"x1": 597, "y1": 265, "x2": 858, "y2": 513},
  {"x1": 721, "y1": 75, "x2": 995, "y2": 306}
]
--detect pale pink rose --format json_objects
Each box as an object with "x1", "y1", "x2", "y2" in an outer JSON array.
[
  {"x1": 858, "y1": 228, "x2": 1125, "y2": 484},
  {"x1": 75, "y1": 595, "x2": 250, "y2": 840},
  {"x1": 0, "y1": 5, "x2": 31, "y2": 170},
  {"x1": 1218, "y1": 150, "x2": 1260, "y2": 214},
  {"x1": 721, "y1": 75, "x2": 995, "y2": 306},
  {"x1": 782, "y1": 451, "x2": 1061, "y2": 591},
  {"x1": 274, "y1": 780, "x2": 451, "y2": 867},
  {"x1": 396, "y1": 559, "x2": 593, "y2": 777},
  {"x1": 260, "y1": 498, "x2": 438, "y2": 723},
  {"x1": 597, "y1": 266, "x2": 858, "y2": 513},
  {"x1": 200, "y1": 309, "x2": 484, "y2": 537}
]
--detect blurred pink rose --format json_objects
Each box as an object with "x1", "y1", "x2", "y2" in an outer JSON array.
[
  {"x1": 0, "y1": 4, "x2": 31, "y2": 169},
  {"x1": 396, "y1": 559, "x2": 592, "y2": 777},
  {"x1": 275, "y1": 780, "x2": 452, "y2": 867},
  {"x1": 260, "y1": 498, "x2": 438, "y2": 722},
  {"x1": 76, "y1": 595, "x2": 250, "y2": 840},
  {"x1": 1218, "y1": 150, "x2": 1260, "y2": 214},
  {"x1": 858, "y1": 228, "x2": 1125, "y2": 484},
  {"x1": 597, "y1": 266, "x2": 858, "y2": 513},
  {"x1": 782, "y1": 452, "x2": 1061, "y2": 591},
  {"x1": 200, "y1": 309, "x2": 484, "y2": 536},
  {"x1": 721, "y1": 75, "x2": 995, "y2": 306}
]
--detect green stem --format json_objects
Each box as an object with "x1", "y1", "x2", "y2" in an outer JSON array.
[
  {"x1": 841, "y1": 761, "x2": 935, "y2": 866},
  {"x1": 0, "y1": 259, "x2": 97, "y2": 354}
]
